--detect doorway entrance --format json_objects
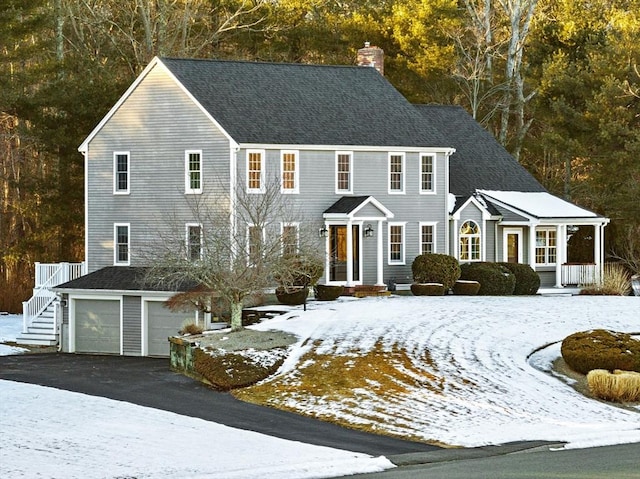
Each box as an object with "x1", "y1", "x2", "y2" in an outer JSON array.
[
  {"x1": 504, "y1": 228, "x2": 523, "y2": 263},
  {"x1": 329, "y1": 225, "x2": 360, "y2": 282}
]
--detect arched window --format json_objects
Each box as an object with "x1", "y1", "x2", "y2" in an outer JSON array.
[{"x1": 460, "y1": 220, "x2": 481, "y2": 261}]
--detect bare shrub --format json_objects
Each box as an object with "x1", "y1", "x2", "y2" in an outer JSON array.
[
  {"x1": 587, "y1": 369, "x2": 640, "y2": 402},
  {"x1": 580, "y1": 263, "x2": 631, "y2": 296}
]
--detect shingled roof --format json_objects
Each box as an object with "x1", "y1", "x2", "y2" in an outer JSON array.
[
  {"x1": 415, "y1": 105, "x2": 547, "y2": 196},
  {"x1": 160, "y1": 57, "x2": 448, "y2": 148},
  {"x1": 54, "y1": 267, "x2": 197, "y2": 292}
]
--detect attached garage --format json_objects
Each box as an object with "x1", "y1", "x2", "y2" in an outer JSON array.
[
  {"x1": 146, "y1": 301, "x2": 190, "y2": 357},
  {"x1": 74, "y1": 298, "x2": 121, "y2": 354}
]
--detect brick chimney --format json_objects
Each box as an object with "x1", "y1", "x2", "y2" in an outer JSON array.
[{"x1": 357, "y1": 42, "x2": 384, "y2": 75}]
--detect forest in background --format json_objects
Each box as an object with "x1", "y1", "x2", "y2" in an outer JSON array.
[{"x1": 2, "y1": 0, "x2": 639, "y2": 312}]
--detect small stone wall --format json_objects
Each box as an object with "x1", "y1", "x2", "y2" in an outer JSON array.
[{"x1": 169, "y1": 336, "x2": 203, "y2": 381}]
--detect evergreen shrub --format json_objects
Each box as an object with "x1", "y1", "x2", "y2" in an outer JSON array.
[
  {"x1": 561, "y1": 329, "x2": 640, "y2": 374},
  {"x1": 410, "y1": 283, "x2": 445, "y2": 296},
  {"x1": 452, "y1": 280, "x2": 481, "y2": 295},
  {"x1": 313, "y1": 284, "x2": 344, "y2": 301},
  {"x1": 459, "y1": 262, "x2": 515, "y2": 295},
  {"x1": 498, "y1": 262, "x2": 540, "y2": 295},
  {"x1": 411, "y1": 254, "x2": 461, "y2": 291}
]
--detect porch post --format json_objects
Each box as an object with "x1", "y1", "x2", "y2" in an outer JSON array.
[
  {"x1": 594, "y1": 223, "x2": 602, "y2": 284},
  {"x1": 376, "y1": 220, "x2": 384, "y2": 286},
  {"x1": 346, "y1": 221, "x2": 354, "y2": 286},
  {"x1": 555, "y1": 225, "x2": 566, "y2": 288},
  {"x1": 528, "y1": 225, "x2": 536, "y2": 270}
]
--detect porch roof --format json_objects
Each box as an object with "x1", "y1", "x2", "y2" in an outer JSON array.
[
  {"x1": 478, "y1": 190, "x2": 606, "y2": 222},
  {"x1": 323, "y1": 196, "x2": 394, "y2": 219}
]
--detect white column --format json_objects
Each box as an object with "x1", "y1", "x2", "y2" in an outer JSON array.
[
  {"x1": 594, "y1": 223, "x2": 602, "y2": 284},
  {"x1": 528, "y1": 225, "x2": 536, "y2": 270},
  {"x1": 555, "y1": 224, "x2": 566, "y2": 288},
  {"x1": 376, "y1": 220, "x2": 384, "y2": 286},
  {"x1": 346, "y1": 221, "x2": 353, "y2": 286}
]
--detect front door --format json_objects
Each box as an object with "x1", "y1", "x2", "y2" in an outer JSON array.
[
  {"x1": 504, "y1": 228, "x2": 523, "y2": 263},
  {"x1": 329, "y1": 225, "x2": 360, "y2": 282}
]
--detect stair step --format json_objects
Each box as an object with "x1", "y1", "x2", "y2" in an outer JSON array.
[{"x1": 16, "y1": 333, "x2": 58, "y2": 346}]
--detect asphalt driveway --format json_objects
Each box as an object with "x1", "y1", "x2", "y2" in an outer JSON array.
[{"x1": 0, "y1": 353, "x2": 438, "y2": 457}]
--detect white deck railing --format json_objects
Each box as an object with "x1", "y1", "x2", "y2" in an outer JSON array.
[
  {"x1": 561, "y1": 264, "x2": 600, "y2": 286},
  {"x1": 23, "y1": 262, "x2": 86, "y2": 334}
]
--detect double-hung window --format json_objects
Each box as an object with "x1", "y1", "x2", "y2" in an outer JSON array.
[
  {"x1": 247, "y1": 150, "x2": 265, "y2": 193},
  {"x1": 281, "y1": 151, "x2": 299, "y2": 193},
  {"x1": 388, "y1": 223, "x2": 405, "y2": 265},
  {"x1": 535, "y1": 228, "x2": 557, "y2": 265},
  {"x1": 281, "y1": 223, "x2": 299, "y2": 256},
  {"x1": 419, "y1": 222, "x2": 437, "y2": 254},
  {"x1": 388, "y1": 153, "x2": 405, "y2": 194},
  {"x1": 335, "y1": 152, "x2": 353, "y2": 194},
  {"x1": 459, "y1": 220, "x2": 481, "y2": 261},
  {"x1": 113, "y1": 152, "x2": 130, "y2": 194},
  {"x1": 186, "y1": 223, "x2": 203, "y2": 261},
  {"x1": 185, "y1": 150, "x2": 202, "y2": 194},
  {"x1": 247, "y1": 224, "x2": 264, "y2": 266},
  {"x1": 420, "y1": 154, "x2": 435, "y2": 194},
  {"x1": 114, "y1": 223, "x2": 130, "y2": 266}
]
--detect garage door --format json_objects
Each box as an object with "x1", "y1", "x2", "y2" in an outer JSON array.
[
  {"x1": 75, "y1": 299, "x2": 120, "y2": 354},
  {"x1": 147, "y1": 302, "x2": 190, "y2": 357}
]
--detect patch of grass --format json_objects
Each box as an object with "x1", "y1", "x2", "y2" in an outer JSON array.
[
  {"x1": 194, "y1": 347, "x2": 287, "y2": 391},
  {"x1": 580, "y1": 263, "x2": 631, "y2": 296},
  {"x1": 233, "y1": 341, "x2": 446, "y2": 440},
  {"x1": 587, "y1": 369, "x2": 640, "y2": 402}
]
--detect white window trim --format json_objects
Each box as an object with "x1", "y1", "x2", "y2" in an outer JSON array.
[
  {"x1": 185, "y1": 150, "x2": 203, "y2": 194},
  {"x1": 419, "y1": 153, "x2": 436, "y2": 194},
  {"x1": 281, "y1": 222, "x2": 300, "y2": 255},
  {"x1": 387, "y1": 222, "x2": 406, "y2": 265},
  {"x1": 388, "y1": 152, "x2": 405, "y2": 194},
  {"x1": 419, "y1": 221, "x2": 438, "y2": 255},
  {"x1": 335, "y1": 151, "x2": 353, "y2": 194},
  {"x1": 459, "y1": 219, "x2": 481, "y2": 262},
  {"x1": 246, "y1": 223, "x2": 265, "y2": 265},
  {"x1": 280, "y1": 150, "x2": 299, "y2": 194},
  {"x1": 114, "y1": 223, "x2": 130, "y2": 266},
  {"x1": 186, "y1": 222, "x2": 203, "y2": 261},
  {"x1": 113, "y1": 151, "x2": 130, "y2": 195},
  {"x1": 535, "y1": 227, "x2": 557, "y2": 266},
  {"x1": 247, "y1": 149, "x2": 266, "y2": 194}
]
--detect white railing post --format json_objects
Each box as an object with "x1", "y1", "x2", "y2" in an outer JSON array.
[
  {"x1": 22, "y1": 301, "x2": 28, "y2": 333},
  {"x1": 34, "y1": 262, "x2": 41, "y2": 288}
]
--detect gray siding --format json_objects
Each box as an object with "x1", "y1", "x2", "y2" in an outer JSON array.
[
  {"x1": 236, "y1": 148, "x2": 450, "y2": 284},
  {"x1": 86, "y1": 64, "x2": 232, "y2": 272},
  {"x1": 122, "y1": 295, "x2": 142, "y2": 356}
]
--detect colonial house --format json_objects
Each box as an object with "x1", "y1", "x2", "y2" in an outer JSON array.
[{"x1": 18, "y1": 45, "x2": 608, "y2": 355}]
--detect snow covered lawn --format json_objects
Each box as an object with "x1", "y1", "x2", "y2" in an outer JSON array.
[
  {"x1": 247, "y1": 295, "x2": 640, "y2": 450},
  {"x1": 2, "y1": 295, "x2": 640, "y2": 478}
]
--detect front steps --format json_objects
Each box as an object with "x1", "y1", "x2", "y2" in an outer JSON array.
[{"x1": 16, "y1": 304, "x2": 58, "y2": 346}]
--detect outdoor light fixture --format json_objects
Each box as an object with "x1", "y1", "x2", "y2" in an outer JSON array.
[
  {"x1": 364, "y1": 224, "x2": 374, "y2": 238},
  {"x1": 319, "y1": 226, "x2": 328, "y2": 238}
]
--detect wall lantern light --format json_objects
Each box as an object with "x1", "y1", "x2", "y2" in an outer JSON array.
[
  {"x1": 364, "y1": 224, "x2": 374, "y2": 238},
  {"x1": 319, "y1": 226, "x2": 329, "y2": 238}
]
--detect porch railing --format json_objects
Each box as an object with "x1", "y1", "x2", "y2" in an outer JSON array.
[
  {"x1": 23, "y1": 262, "x2": 86, "y2": 334},
  {"x1": 561, "y1": 263, "x2": 600, "y2": 286}
]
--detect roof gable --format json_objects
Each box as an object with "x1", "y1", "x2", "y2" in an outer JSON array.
[
  {"x1": 159, "y1": 57, "x2": 448, "y2": 148},
  {"x1": 416, "y1": 105, "x2": 546, "y2": 196}
]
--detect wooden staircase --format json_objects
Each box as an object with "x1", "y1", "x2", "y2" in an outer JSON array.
[
  {"x1": 16, "y1": 303, "x2": 58, "y2": 346},
  {"x1": 17, "y1": 262, "x2": 86, "y2": 347}
]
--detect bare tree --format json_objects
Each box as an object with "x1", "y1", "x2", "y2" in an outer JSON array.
[{"x1": 144, "y1": 177, "x2": 323, "y2": 331}]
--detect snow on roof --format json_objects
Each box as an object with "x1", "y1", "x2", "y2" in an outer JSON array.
[{"x1": 478, "y1": 190, "x2": 601, "y2": 219}]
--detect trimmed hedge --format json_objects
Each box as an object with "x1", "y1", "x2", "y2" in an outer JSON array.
[
  {"x1": 314, "y1": 284, "x2": 344, "y2": 301},
  {"x1": 411, "y1": 254, "x2": 461, "y2": 291},
  {"x1": 275, "y1": 287, "x2": 308, "y2": 305},
  {"x1": 561, "y1": 329, "x2": 640, "y2": 375},
  {"x1": 452, "y1": 280, "x2": 481, "y2": 295},
  {"x1": 498, "y1": 262, "x2": 540, "y2": 295},
  {"x1": 410, "y1": 283, "x2": 445, "y2": 296},
  {"x1": 459, "y1": 262, "x2": 516, "y2": 295}
]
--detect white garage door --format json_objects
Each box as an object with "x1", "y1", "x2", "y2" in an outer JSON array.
[
  {"x1": 75, "y1": 299, "x2": 121, "y2": 354},
  {"x1": 147, "y1": 302, "x2": 190, "y2": 357}
]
